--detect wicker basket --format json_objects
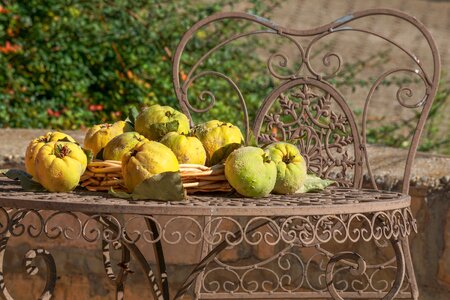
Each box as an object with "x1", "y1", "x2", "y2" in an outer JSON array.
[{"x1": 80, "y1": 160, "x2": 233, "y2": 194}]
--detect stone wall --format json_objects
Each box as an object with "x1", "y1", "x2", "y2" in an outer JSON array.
[{"x1": 0, "y1": 128, "x2": 449, "y2": 299}]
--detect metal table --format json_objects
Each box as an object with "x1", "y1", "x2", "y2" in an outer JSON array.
[
  {"x1": 0, "y1": 7, "x2": 441, "y2": 300},
  {"x1": 0, "y1": 178, "x2": 416, "y2": 299}
]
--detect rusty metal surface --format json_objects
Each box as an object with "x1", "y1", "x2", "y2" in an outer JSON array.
[
  {"x1": 0, "y1": 207, "x2": 416, "y2": 299},
  {"x1": 0, "y1": 8, "x2": 441, "y2": 300},
  {"x1": 169, "y1": 7, "x2": 439, "y2": 300},
  {"x1": 0, "y1": 178, "x2": 410, "y2": 216},
  {"x1": 172, "y1": 8, "x2": 441, "y2": 196}
]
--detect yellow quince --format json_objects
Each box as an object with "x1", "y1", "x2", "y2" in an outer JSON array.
[
  {"x1": 122, "y1": 140, "x2": 179, "y2": 192},
  {"x1": 84, "y1": 120, "x2": 127, "y2": 158},
  {"x1": 103, "y1": 132, "x2": 148, "y2": 161},
  {"x1": 135, "y1": 104, "x2": 190, "y2": 141},
  {"x1": 34, "y1": 141, "x2": 87, "y2": 192},
  {"x1": 194, "y1": 120, "x2": 244, "y2": 166},
  {"x1": 160, "y1": 132, "x2": 206, "y2": 165},
  {"x1": 25, "y1": 131, "x2": 76, "y2": 178}
]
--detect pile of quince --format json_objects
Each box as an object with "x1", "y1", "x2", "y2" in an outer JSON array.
[{"x1": 22, "y1": 104, "x2": 328, "y2": 198}]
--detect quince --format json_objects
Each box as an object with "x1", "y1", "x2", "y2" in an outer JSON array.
[
  {"x1": 135, "y1": 105, "x2": 190, "y2": 141},
  {"x1": 84, "y1": 120, "x2": 127, "y2": 158},
  {"x1": 103, "y1": 132, "x2": 148, "y2": 161},
  {"x1": 194, "y1": 120, "x2": 244, "y2": 166},
  {"x1": 34, "y1": 141, "x2": 87, "y2": 192},
  {"x1": 266, "y1": 142, "x2": 307, "y2": 194},
  {"x1": 160, "y1": 132, "x2": 206, "y2": 165},
  {"x1": 25, "y1": 131, "x2": 76, "y2": 178},
  {"x1": 225, "y1": 146, "x2": 277, "y2": 197},
  {"x1": 122, "y1": 140, "x2": 179, "y2": 192}
]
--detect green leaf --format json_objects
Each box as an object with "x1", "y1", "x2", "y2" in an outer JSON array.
[
  {"x1": 210, "y1": 142, "x2": 242, "y2": 166},
  {"x1": 247, "y1": 131, "x2": 258, "y2": 147},
  {"x1": 125, "y1": 106, "x2": 139, "y2": 130},
  {"x1": 2, "y1": 169, "x2": 47, "y2": 192},
  {"x1": 109, "y1": 187, "x2": 133, "y2": 199},
  {"x1": 109, "y1": 172, "x2": 186, "y2": 201},
  {"x1": 82, "y1": 148, "x2": 94, "y2": 164},
  {"x1": 296, "y1": 174, "x2": 334, "y2": 193},
  {"x1": 148, "y1": 120, "x2": 179, "y2": 141},
  {"x1": 58, "y1": 137, "x2": 79, "y2": 145},
  {"x1": 96, "y1": 148, "x2": 104, "y2": 160}
]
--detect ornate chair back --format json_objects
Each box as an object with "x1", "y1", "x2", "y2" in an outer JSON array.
[{"x1": 172, "y1": 9, "x2": 440, "y2": 194}]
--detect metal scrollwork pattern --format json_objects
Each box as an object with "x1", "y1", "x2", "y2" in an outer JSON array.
[
  {"x1": 0, "y1": 208, "x2": 417, "y2": 247},
  {"x1": 255, "y1": 79, "x2": 360, "y2": 186},
  {"x1": 192, "y1": 240, "x2": 412, "y2": 298},
  {"x1": 0, "y1": 201, "x2": 416, "y2": 299},
  {"x1": 173, "y1": 9, "x2": 440, "y2": 194},
  {"x1": 0, "y1": 7, "x2": 441, "y2": 300}
]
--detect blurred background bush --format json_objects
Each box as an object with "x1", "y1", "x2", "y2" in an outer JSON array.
[
  {"x1": 0, "y1": 0, "x2": 277, "y2": 129},
  {"x1": 0, "y1": 0, "x2": 448, "y2": 155}
]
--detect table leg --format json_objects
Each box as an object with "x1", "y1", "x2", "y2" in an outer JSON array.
[
  {"x1": 174, "y1": 217, "x2": 277, "y2": 299},
  {"x1": 0, "y1": 230, "x2": 15, "y2": 300},
  {"x1": 98, "y1": 215, "x2": 168, "y2": 300},
  {"x1": 101, "y1": 238, "x2": 131, "y2": 300},
  {"x1": 325, "y1": 238, "x2": 405, "y2": 300},
  {"x1": 401, "y1": 237, "x2": 418, "y2": 300},
  {"x1": 145, "y1": 218, "x2": 169, "y2": 299},
  {"x1": 0, "y1": 209, "x2": 57, "y2": 300}
]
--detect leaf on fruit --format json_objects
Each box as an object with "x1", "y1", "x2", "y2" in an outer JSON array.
[
  {"x1": 109, "y1": 171, "x2": 186, "y2": 201},
  {"x1": 247, "y1": 131, "x2": 258, "y2": 147},
  {"x1": 57, "y1": 137, "x2": 79, "y2": 145},
  {"x1": 109, "y1": 188, "x2": 133, "y2": 199},
  {"x1": 210, "y1": 143, "x2": 242, "y2": 166},
  {"x1": 296, "y1": 174, "x2": 334, "y2": 193},
  {"x1": 2, "y1": 169, "x2": 47, "y2": 192},
  {"x1": 82, "y1": 148, "x2": 94, "y2": 164},
  {"x1": 149, "y1": 120, "x2": 179, "y2": 140},
  {"x1": 125, "y1": 106, "x2": 139, "y2": 130},
  {"x1": 96, "y1": 148, "x2": 104, "y2": 160}
]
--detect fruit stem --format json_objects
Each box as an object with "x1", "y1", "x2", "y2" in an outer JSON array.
[
  {"x1": 263, "y1": 153, "x2": 272, "y2": 164},
  {"x1": 282, "y1": 154, "x2": 295, "y2": 164},
  {"x1": 100, "y1": 123, "x2": 112, "y2": 129},
  {"x1": 55, "y1": 144, "x2": 71, "y2": 158},
  {"x1": 130, "y1": 149, "x2": 138, "y2": 157},
  {"x1": 165, "y1": 111, "x2": 175, "y2": 118}
]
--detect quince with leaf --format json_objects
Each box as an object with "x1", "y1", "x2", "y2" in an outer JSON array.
[
  {"x1": 266, "y1": 142, "x2": 307, "y2": 194},
  {"x1": 134, "y1": 105, "x2": 190, "y2": 141},
  {"x1": 122, "y1": 140, "x2": 179, "y2": 192},
  {"x1": 160, "y1": 132, "x2": 206, "y2": 165},
  {"x1": 103, "y1": 132, "x2": 148, "y2": 161},
  {"x1": 194, "y1": 120, "x2": 243, "y2": 166}
]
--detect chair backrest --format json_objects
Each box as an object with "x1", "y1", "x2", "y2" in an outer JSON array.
[{"x1": 172, "y1": 9, "x2": 440, "y2": 194}]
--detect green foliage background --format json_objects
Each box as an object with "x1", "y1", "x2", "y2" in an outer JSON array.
[
  {"x1": 0, "y1": 0, "x2": 448, "y2": 154},
  {"x1": 0, "y1": 0, "x2": 277, "y2": 129}
]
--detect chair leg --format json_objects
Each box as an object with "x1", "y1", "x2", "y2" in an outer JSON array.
[
  {"x1": 401, "y1": 237, "x2": 419, "y2": 300},
  {"x1": 193, "y1": 216, "x2": 212, "y2": 300}
]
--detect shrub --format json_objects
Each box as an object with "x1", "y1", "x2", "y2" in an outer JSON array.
[{"x1": 0, "y1": 0, "x2": 278, "y2": 129}]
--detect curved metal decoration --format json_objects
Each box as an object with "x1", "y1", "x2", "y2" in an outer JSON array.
[
  {"x1": 172, "y1": 8, "x2": 440, "y2": 194},
  {"x1": 0, "y1": 7, "x2": 440, "y2": 300},
  {"x1": 0, "y1": 210, "x2": 57, "y2": 300},
  {"x1": 253, "y1": 78, "x2": 362, "y2": 187},
  {"x1": 0, "y1": 206, "x2": 417, "y2": 299}
]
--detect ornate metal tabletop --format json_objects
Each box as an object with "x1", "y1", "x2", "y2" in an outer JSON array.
[
  {"x1": 0, "y1": 178, "x2": 417, "y2": 299},
  {"x1": 0, "y1": 178, "x2": 410, "y2": 216},
  {"x1": 0, "y1": 6, "x2": 441, "y2": 299}
]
